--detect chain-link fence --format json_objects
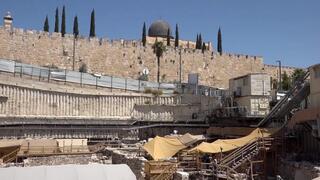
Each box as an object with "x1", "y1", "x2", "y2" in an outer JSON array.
[{"x1": 0, "y1": 59, "x2": 177, "y2": 94}]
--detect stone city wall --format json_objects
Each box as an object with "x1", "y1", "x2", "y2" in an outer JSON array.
[{"x1": 0, "y1": 27, "x2": 296, "y2": 89}]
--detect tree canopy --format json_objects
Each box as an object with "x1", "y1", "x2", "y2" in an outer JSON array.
[
  {"x1": 89, "y1": 9, "x2": 96, "y2": 37},
  {"x1": 175, "y1": 24, "x2": 179, "y2": 47},
  {"x1": 281, "y1": 71, "x2": 291, "y2": 91},
  {"x1": 43, "y1": 16, "x2": 49, "y2": 32},
  {"x1": 142, "y1": 22, "x2": 146, "y2": 46},
  {"x1": 291, "y1": 69, "x2": 306, "y2": 84},
  {"x1": 54, "y1": 7, "x2": 59, "y2": 32},
  {"x1": 217, "y1": 27, "x2": 222, "y2": 54},
  {"x1": 166, "y1": 28, "x2": 171, "y2": 46},
  {"x1": 61, "y1": 6, "x2": 66, "y2": 37},
  {"x1": 73, "y1": 16, "x2": 79, "y2": 37}
]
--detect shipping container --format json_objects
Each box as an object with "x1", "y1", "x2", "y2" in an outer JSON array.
[{"x1": 229, "y1": 73, "x2": 271, "y2": 97}]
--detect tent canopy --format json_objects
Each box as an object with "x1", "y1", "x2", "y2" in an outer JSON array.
[
  {"x1": 0, "y1": 164, "x2": 136, "y2": 180},
  {"x1": 143, "y1": 136, "x2": 187, "y2": 160},
  {"x1": 190, "y1": 128, "x2": 277, "y2": 154}
]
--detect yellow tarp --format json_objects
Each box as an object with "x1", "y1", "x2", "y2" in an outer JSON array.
[
  {"x1": 189, "y1": 128, "x2": 278, "y2": 154},
  {"x1": 143, "y1": 128, "x2": 278, "y2": 160},
  {"x1": 143, "y1": 136, "x2": 187, "y2": 160}
]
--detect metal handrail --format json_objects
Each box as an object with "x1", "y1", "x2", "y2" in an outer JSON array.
[
  {"x1": 256, "y1": 71, "x2": 310, "y2": 127},
  {"x1": 219, "y1": 138, "x2": 260, "y2": 165},
  {"x1": 2, "y1": 147, "x2": 20, "y2": 163}
]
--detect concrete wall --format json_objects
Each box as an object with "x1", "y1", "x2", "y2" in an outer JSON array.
[
  {"x1": 0, "y1": 75, "x2": 177, "y2": 119},
  {"x1": 309, "y1": 64, "x2": 320, "y2": 108},
  {"x1": 132, "y1": 94, "x2": 219, "y2": 122},
  {"x1": 235, "y1": 96, "x2": 269, "y2": 116},
  {"x1": 229, "y1": 73, "x2": 271, "y2": 97},
  {"x1": 0, "y1": 27, "x2": 296, "y2": 89},
  {"x1": 132, "y1": 104, "x2": 200, "y2": 122}
]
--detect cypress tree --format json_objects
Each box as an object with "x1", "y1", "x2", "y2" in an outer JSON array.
[
  {"x1": 174, "y1": 24, "x2": 179, "y2": 47},
  {"x1": 43, "y1": 15, "x2": 49, "y2": 32},
  {"x1": 73, "y1": 16, "x2": 79, "y2": 37},
  {"x1": 89, "y1": 9, "x2": 96, "y2": 37},
  {"x1": 142, "y1": 22, "x2": 146, "y2": 46},
  {"x1": 54, "y1": 7, "x2": 59, "y2": 33},
  {"x1": 196, "y1": 34, "x2": 199, "y2": 49},
  {"x1": 202, "y1": 42, "x2": 206, "y2": 53},
  {"x1": 199, "y1": 34, "x2": 202, "y2": 49},
  {"x1": 217, "y1": 27, "x2": 222, "y2": 55},
  {"x1": 61, "y1": 6, "x2": 66, "y2": 37},
  {"x1": 166, "y1": 28, "x2": 170, "y2": 46}
]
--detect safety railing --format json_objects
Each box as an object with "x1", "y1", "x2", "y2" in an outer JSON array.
[
  {"x1": 0, "y1": 59, "x2": 177, "y2": 94},
  {"x1": 1, "y1": 147, "x2": 20, "y2": 163},
  {"x1": 256, "y1": 70, "x2": 310, "y2": 127}
]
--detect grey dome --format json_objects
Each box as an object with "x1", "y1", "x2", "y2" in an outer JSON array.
[{"x1": 148, "y1": 20, "x2": 172, "y2": 38}]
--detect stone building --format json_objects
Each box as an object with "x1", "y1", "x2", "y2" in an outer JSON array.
[{"x1": 0, "y1": 13, "x2": 296, "y2": 89}]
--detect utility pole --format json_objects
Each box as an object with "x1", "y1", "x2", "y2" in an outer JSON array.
[
  {"x1": 276, "y1": 60, "x2": 282, "y2": 91},
  {"x1": 179, "y1": 48, "x2": 182, "y2": 84}
]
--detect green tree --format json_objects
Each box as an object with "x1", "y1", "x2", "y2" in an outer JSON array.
[
  {"x1": 79, "y1": 63, "x2": 87, "y2": 73},
  {"x1": 202, "y1": 42, "x2": 206, "y2": 53},
  {"x1": 142, "y1": 22, "x2": 146, "y2": 46},
  {"x1": 73, "y1": 16, "x2": 79, "y2": 37},
  {"x1": 217, "y1": 27, "x2": 222, "y2": 55},
  {"x1": 196, "y1": 34, "x2": 199, "y2": 49},
  {"x1": 282, "y1": 71, "x2": 291, "y2": 91},
  {"x1": 61, "y1": 6, "x2": 66, "y2": 37},
  {"x1": 166, "y1": 28, "x2": 170, "y2": 46},
  {"x1": 54, "y1": 7, "x2": 59, "y2": 32},
  {"x1": 175, "y1": 24, "x2": 179, "y2": 47},
  {"x1": 291, "y1": 69, "x2": 305, "y2": 84},
  {"x1": 152, "y1": 40, "x2": 166, "y2": 83},
  {"x1": 199, "y1": 34, "x2": 202, "y2": 49},
  {"x1": 89, "y1": 9, "x2": 96, "y2": 37},
  {"x1": 43, "y1": 15, "x2": 49, "y2": 32},
  {"x1": 271, "y1": 78, "x2": 278, "y2": 90}
]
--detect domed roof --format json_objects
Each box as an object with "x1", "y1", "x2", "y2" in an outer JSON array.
[{"x1": 148, "y1": 20, "x2": 172, "y2": 38}]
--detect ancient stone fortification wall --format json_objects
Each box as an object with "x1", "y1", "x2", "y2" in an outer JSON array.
[
  {"x1": 0, "y1": 77, "x2": 177, "y2": 118},
  {"x1": 0, "y1": 27, "x2": 297, "y2": 88},
  {"x1": 263, "y1": 64, "x2": 297, "y2": 81}
]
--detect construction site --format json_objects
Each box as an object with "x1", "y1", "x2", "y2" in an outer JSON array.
[{"x1": 0, "y1": 8, "x2": 320, "y2": 180}]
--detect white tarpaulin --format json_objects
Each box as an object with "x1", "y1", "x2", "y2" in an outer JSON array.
[{"x1": 0, "y1": 164, "x2": 136, "y2": 180}]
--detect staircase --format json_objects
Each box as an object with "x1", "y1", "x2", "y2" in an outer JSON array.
[
  {"x1": 223, "y1": 138, "x2": 271, "y2": 168},
  {"x1": 256, "y1": 71, "x2": 310, "y2": 127},
  {"x1": 211, "y1": 71, "x2": 311, "y2": 179},
  {"x1": 1, "y1": 146, "x2": 20, "y2": 163}
]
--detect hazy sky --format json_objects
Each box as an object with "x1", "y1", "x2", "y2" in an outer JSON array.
[{"x1": 0, "y1": 0, "x2": 319, "y2": 68}]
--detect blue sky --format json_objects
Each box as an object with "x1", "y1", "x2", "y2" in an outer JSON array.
[{"x1": 0, "y1": 0, "x2": 319, "y2": 68}]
